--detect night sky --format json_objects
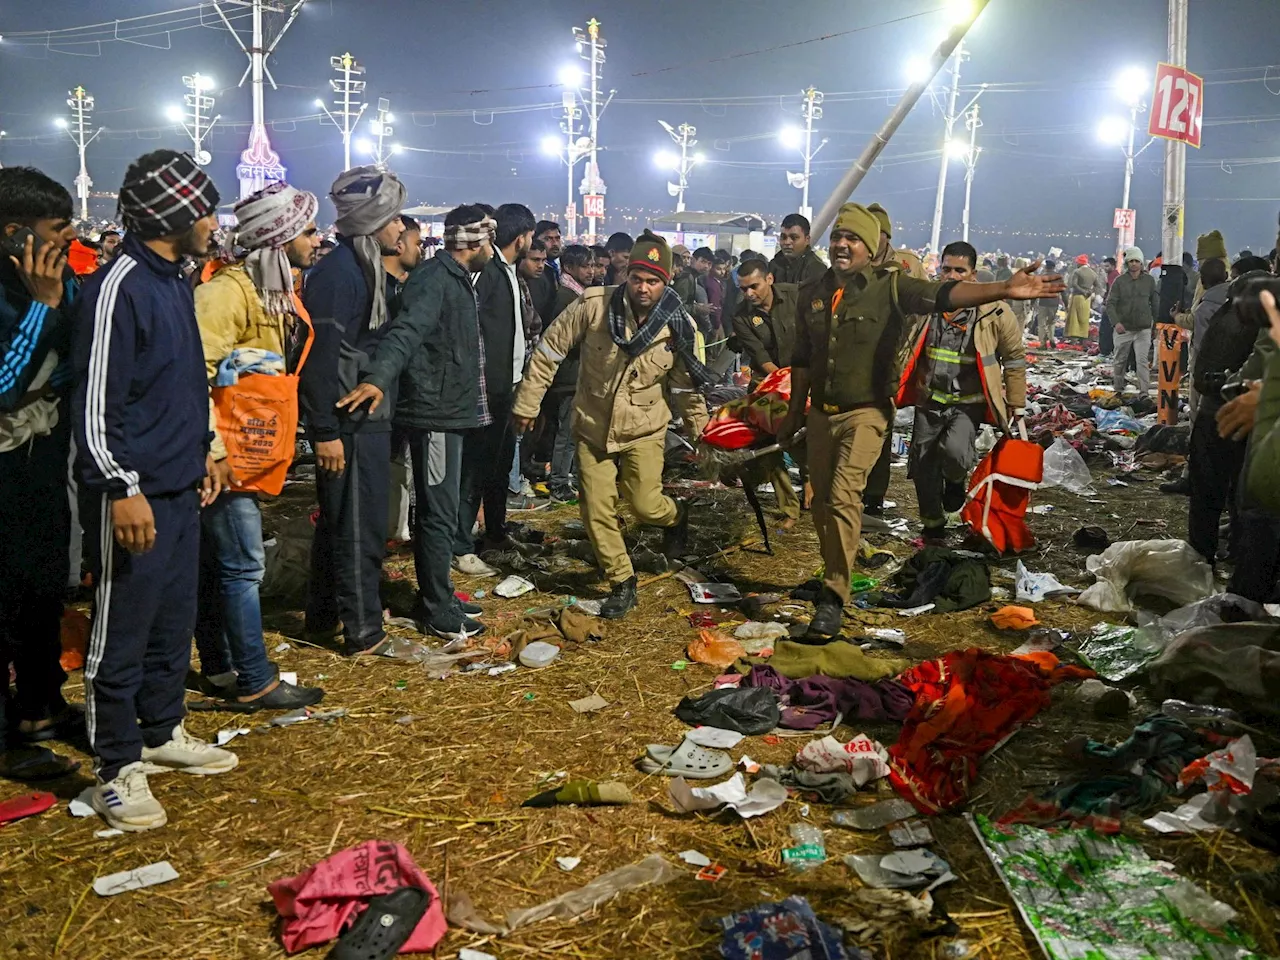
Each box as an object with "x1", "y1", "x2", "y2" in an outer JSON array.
[{"x1": 2, "y1": 0, "x2": 1279, "y2": 256}]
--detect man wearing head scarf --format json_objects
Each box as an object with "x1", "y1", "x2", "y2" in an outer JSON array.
[
  {"x1": 190, "y1": 181, "x2": 325, "y2": 709},
  {"x1": 300, "y1": 166, "x2": 406, "y2": 656},
  {"x1": 1065, "y1": 254, "x2": 1097, "y2": 343},
  {"x1": 72, "y1": 150, "x2": 237, "y2": 832},
  {"x1": 512, "y1": 230, "x2": 712, "y2": 620},
  {"x1": 776, "y1": 203, "x2": 1063, "y2": 639},
  {"x1": 337, "y1": 205, "x2": 495, "y2": 640}
]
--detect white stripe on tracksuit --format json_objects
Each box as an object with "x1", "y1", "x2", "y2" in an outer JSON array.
[
  {"x1": 84, "y1": 255, "x2": 142, "y2": 499},
  {"x1": 83, "y1": 494, "x2": 115, "y2": 773}
]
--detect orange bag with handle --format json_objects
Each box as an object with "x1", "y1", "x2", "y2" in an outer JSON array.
[
  {"x1": 210, "y1": 296, "x2": 313, "y2": 496},
  {"x1": 961, "y1": 421, "x2": 1042, "y2": 554}
]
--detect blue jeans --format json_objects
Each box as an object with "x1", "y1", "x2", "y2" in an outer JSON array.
[
  {"x1": 194, "y1": 492, "x2": 275, "y2": 695},
  {"x1": 549, "y1": 393, "x2": 577, "y2": 498}
]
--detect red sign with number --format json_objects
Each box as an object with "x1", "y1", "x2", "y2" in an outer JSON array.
[
  {"x1": 583, "y1": 194, "x2": 605, "y2": 219},
  {"x1": 1113, "y1": 208, "x2": 1134, "y2": 230},
  {"x1": 1148, "y1": 62, "x2": 1203, "y2": 148}
]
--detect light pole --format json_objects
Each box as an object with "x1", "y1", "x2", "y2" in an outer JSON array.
[
  {"x1": 927, "y1": 39, "x2": 965, "y2": 257},
  {"x1": 956, "y1": 99, "x2": 983, "y2": 242},
  {"x1": 61, "y1": 87, "x2": 100, "y2": 222},
  {"x1": 571, "y1": 18, "x2": 614, "y2": 240},
  {"x1": 656, "y1": 121, "x2": 704, "y2": 230},
  {"x1": 1162, "y1": 0, "x2": 1189, "y2": 267},
  {"x1": 168, "y1": 73, "x2": 220, "y2": 166},
  {"x1": 544, "y1": 75, "x2": 589, "y2": 239},
  {"x1": 1098, "y1": 67, "x2": 1153, "y2": 261},
  {"x1": 780, "y1": 87, "x2": 827, "y2": 221},
  {"x1": 316, "y1": 53, "x2": 367, "y2": 173},
  {"x1": 368, "y1": 98, "x2": 397, "y2": 170}
]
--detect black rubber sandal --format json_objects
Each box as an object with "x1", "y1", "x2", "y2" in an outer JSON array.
[{"x1": 327, "y1": 887, "x2": 430, "y2": 960}]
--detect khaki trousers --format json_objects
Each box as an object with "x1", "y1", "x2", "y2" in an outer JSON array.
[
  {"x1": 577, "y1": 434, "x2": 678, "y2": 584},
  {"x1": 807, "y1": 406, "x2": 890, "y2": 604},
  {"x1": 742, "y1": 452, "x2": 800, "y2": 522}
]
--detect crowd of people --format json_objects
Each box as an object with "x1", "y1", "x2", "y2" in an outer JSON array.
[{"x1": 3, "y1": 148, "x2": 1280, "y2": 837}]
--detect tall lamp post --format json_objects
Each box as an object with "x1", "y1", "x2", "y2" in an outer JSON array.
[
  {"x1": 315, "y1": 53, "x2": 367, "y2": 173},
  {"x1": 543, "y1": 69, "x2": 590, "y2": 239},
  {"x1": 58, "y1": 87, "x2": 100, "y2": 222},
  {"x1": 166, "y1": 73, "x2": 220, "y2": 166},
  {"x1": 570, "y1": 18, "x2": 614, "y2": 240},
  {"x1": 655, "y1": 121, "x2": 704, "y2": 231},
  {"x1": 780, "y1": 87, "x2": 827, "y2": 221},
  {"x1": 950, "y1": 96, "x2": 984, "y2": 243},
  {"x1": 1097, "y1": 67, "x2": 1153, "y2": 261}
]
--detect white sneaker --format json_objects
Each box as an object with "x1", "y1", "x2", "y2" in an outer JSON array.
[
  {"x1": 92, "y1": 761, "x2": 167, "y2": 832},
  {"x1": 452, "y1": 553, "x2": 500, "y2": 577},
  {"x1": 141, "y1": 723, "x2": 239, "y2": 776}
]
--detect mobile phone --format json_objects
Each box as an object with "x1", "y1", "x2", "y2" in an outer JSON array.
[{"x1": 1, "y1": 227, "x2": 45, "y2": 262}]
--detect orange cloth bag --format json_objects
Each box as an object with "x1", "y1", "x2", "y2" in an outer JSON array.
[
  {"x1": 210, "y1": 297, "x2": 313, "y2": 496},
  {"x1": 961, "y1": 422, "x2": 1043, "y2": 554}
]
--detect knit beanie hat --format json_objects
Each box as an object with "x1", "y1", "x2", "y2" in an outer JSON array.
[
  {"x1": 629, "y1": 229, "x2": 673, "y2": 281},
  {"x1": 1123, "y1": 246, "x2": 1144, "y2": 265},
  {"x1": 1196, "y1": 229, "x2": 1227, "y2": 262},
  {"x1": 867, "y1": 202, "x2": 892, "y2": 239},
  {"x1": 833, "y1": 203, "x2": 881, "y2": 254}
]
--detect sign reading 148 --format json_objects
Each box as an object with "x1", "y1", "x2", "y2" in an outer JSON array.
[{"x1": 1148, "y1": 62, "x2": 1204, "y2": 149}]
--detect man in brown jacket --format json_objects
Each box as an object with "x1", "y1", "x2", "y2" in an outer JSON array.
[{"x1": 513, "y1": 231, "x2": 709, "y2": 619}]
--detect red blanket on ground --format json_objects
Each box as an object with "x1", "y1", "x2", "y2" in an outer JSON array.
[{"x1": 888, "y1": 649, "x2": 1092, "y2": 814}]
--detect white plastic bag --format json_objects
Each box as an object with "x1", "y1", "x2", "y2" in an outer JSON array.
[
  {"x1": 1077, "y1": 539, "x2": 1215, "y2": 613},
  {"x1": 1040, "y1": 437, "x2": 1094, "y2": 495}
]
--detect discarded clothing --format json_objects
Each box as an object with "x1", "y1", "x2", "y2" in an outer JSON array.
[
  {"x1": 741, "y1": 665, "x2": 913, "y2": 730},
  {"x1": 714, "y1": 895, "x2": 856, "y2": 960},
  {"x1": 268, "y1": 841, "x2": 446, "y2": 954},
  {"x1": 1135, "y1": 422, "x2": 1189, "y2": 455},
  {"x1": 991, "y1": 606, "x2": 1039, "y2": 630},
  {"x1": 215, "y1": 347, "x2": 286, "y2": 386},
  {"x1": 868, "y1": 547, "x2": 991, "y2": 613},
  {"x1": 794, "y1": 734, "x2": 890, "y2": 785},
  {"x1": 889, "y1": 650, "x2": 1093, "y2": 813},
  {"x1": 674, "y1": 686, "x2": 781, "y2": 735},
  {"x1": 738, "y1": 639, "x2": 909, "y2": 682},
  {"x1": 759, "y1": 764, "x2": 860, "y2": 804}
]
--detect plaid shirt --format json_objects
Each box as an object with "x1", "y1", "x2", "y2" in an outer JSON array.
[{"x1": 468, "y1": 271, "x2": 492, "y2": 426}]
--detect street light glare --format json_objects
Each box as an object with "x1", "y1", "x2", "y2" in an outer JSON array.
[
  {"x1": 558, "y1": 65, "x2": 582, "y2": 87},
  {"x1": 1097, "y1": 115, "x2": 1130, "y2": 146},
  {"x1": 946, "y1": 138, "x2": 970, "y2": 160},
  {"x1": 778, "y1": 126, "x2": 803, "y2": 150},
  {"x1": 390, "y1": 143, "x2": 403, "y2": 154},
  {"x1": 1115, "y1": 67, "x2": 1148, "y2": 105},
  {"x1": 653, "y1": 150, "x2": 678, "y2": 171},
  {"x1": 905, "y1": 57, "x2": 932, "y2": 84},
  {"x1": 193, "y1": 74, "x2": 214, "y2": 91},
  {"x1": 54, "y1": 117, "x2": 67, "y2": 128},
  {"x1": 314, "y1": 98, "x2": 325, "y2": 108},
  {"x1": 354, "y1": 137, "x2": 373, "y2": 155},
  {"x1": 165, "y1": 105, "x2": 184, "y2": 123},
  {"x1": 693, "y1": 152, "x2": 707, "y2": 164},
  {"x1": 540, "y1": 134, "x2": 562, "y2": 157}
]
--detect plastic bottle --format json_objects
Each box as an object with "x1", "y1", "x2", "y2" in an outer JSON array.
[
  {"x1": 1160, "y1": 699, "x2": 1244, "y2": 727},
  {"x1": 782, "y1": 823, "x2": 826, "y2": 871}
]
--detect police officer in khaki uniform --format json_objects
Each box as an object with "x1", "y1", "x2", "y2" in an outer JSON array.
[
  {"x1": 514, "y1": 231, "x2": 709, "y2": 620},
  {"x1": 731, "y1": 258, "x2": 801, "y2": 526},
  {"x1": 777, "y1": 203, "x2": 1062, "y2": 638}
]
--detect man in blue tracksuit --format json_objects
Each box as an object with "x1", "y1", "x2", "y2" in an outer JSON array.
[
  {"x1": 74, "y1": 150, "x2": 238, "y2": 831},
  {"x1": 0, "y1": 166, "x2": 81, "y2": 782}
]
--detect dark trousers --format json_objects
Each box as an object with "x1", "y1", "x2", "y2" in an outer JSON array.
[
  {"x1": 83, "y1": 489, "x2": 199, "y2": 782},
  {"x1": 0, "y1": 420, "x2": 71, "y2": 741},
  {"x1": 863, "y1": 425, "x2": 895, "y2": 507},
  {"x1": 455, "y1": 394, "x2": 516, "y2": 554},
  {"x1": 1186, "y1": 406, "x2": 1245, "y2": 564},
  {"x1": 1099, "y1": 311, "x2": 1115, "y2": 356},
  {"x1": 406, "y1": 428, "x2": 464, "y2": 619},
  {"x1": 307, "y1": 431, "x2": 390, "y2": 652},
  {"x1": 1228, "y1": 432, "x2": 1280, "y2": 603}
]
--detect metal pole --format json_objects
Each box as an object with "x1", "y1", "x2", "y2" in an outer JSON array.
[
  {"x1": 587, "y1": 24, "x2": 600, "y2": 238},
  {"x1": 75, "y1": 97, "x2": 89, "y2": 222},
  {"x1": 1117, "y1": 103, "x2": 1137, "y2": 261},
  {"x1": 812, "y1": 0, "x2": 989, "y2": 241},
  {"x1": 250, "y1": 1, "x2": 264, "y2": 134},
  {"x1": 801, "y1": 89, "x2": 814, "y2": 220},
  {"x1": 676, "y1": 125, "x2": 689, "y2": 215},
  {"x1": 928, "y1": 38, "x2": 964, "y2": 256},
  {"x1": 961, "y1": 101, "x2": 981, "y2": 243},
  {"x1": 341, "y1": 57, "x2": 353, "y2": 172},
  {"x1": 1161, "y1": 0, "x2": 1188, "y2": 265}
]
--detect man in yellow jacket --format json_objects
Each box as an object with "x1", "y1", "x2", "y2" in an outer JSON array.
[
  {"x1": 193, "y1": 182, "x2": 325, "y2": 708},
  {"x1": 513, "y1": 231, "x2": 710, "y2": 619}
]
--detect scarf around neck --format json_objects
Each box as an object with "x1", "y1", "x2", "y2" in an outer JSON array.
[
  {"x1": 329, "y1": 166, "x2": 407, "y2": 331},
  {"x1": 606, "y1": 284, "x2": 716, "y2": 393}
]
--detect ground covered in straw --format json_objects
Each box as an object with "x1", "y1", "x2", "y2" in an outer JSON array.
[{"x1": 2, "y1": 462, "x2": 1278, "y2": 959}]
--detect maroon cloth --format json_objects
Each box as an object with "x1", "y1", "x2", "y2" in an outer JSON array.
[
  {"x1": 743, "y1": 665, "x2": 913, "y2": 730},
  {"x1": 703, "y1": 273, "x2": 725, "y2": 333}
]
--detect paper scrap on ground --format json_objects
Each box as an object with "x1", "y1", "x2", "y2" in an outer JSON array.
[
  {"x1": 556, "y1": 857, "x2": 581, "y2": 872},
  {"x1": 568, "y1": 693, "x2": 609, "y2": 714},
  {"x1": 678, "y1": 850, "x2": 712, "y2": 867},
  {"x1": 685, "y1": 726, "x2": 745, "y2": 749},
  {"x1": 94, "y1": 828, "x2": 125, "y2": 839},
  {"x1": 93, "y1": 861, "x2": 180, "y2": 897},
  {"x1": 795, "y1": 735, "x2": 889, "y2": 786},
  {"x1": 1015, "y1": 561, "x2": 1079, "y2": 603},
  {"x1": 216, "y1": 727, "x2": 251, "y2": 746},
  {"x1": 687, "y1": 582, "x2": 743, "y2": 604},
  {"x1": 279, "y1": 671, "x2": 297, "y2": 686},
  {"x1": 668, "y1": 773, "x2": 788, "y2": 819},
  {"x1": 459, "y1": 949, "x2": 498, "y2": 960},
  {"x1": 68, "y1": 787, "x2": 95, "y2": 818}
]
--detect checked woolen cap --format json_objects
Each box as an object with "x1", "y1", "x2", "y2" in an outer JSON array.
[{"x1": 118, "y1": 151, "x2": 220, "y2": 239}]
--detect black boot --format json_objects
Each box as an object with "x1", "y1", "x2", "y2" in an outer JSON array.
[
  {"x1": 662, "y1": 501, "x2": 691, "y2": 559},
  {"x1": 1159, "y1": 475, "x2": 1191, "y2": 495},
  {"x1": 942, "y1": 479, "x2": 967, "y2": 513},
  {"x1": 807, "y1": 589, "x2": 844, "y2": 639},
  {"x1": 600, "y1": 576, "x2": 638, "y2": 619}
]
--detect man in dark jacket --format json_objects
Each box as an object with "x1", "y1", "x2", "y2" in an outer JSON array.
[
  {"x1": 300, "y1": 166, "x2": 407, "y2": 655},
  {"x1": 73, "y1": 150, "x2": 236, "y2": 831},
  {"x1": 1107, "y1": 246, "x2": 1159, "y2": 394},
  {"x1": 339, "y1": 205, "x2": 493, "y2": 639},
  {"x1": 540, "y1": 243, "x2": 592, "y2": 501},
  {"x1": 530, "y1": 220, "x2": 562, "y2": 319},
  {"x1": 603, "y1": 232, "x2": 632, "y2": 285},
  {"x1": 770, "y1": 213, "x2": 827, "y2": 286},
  {"x1": 0, "y1": 166, "x2": 81, "y2": 782}
]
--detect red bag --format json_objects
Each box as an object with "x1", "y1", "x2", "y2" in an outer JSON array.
[{"x1": 961, "y1": 424, "x2": 1043, "y2": 554}]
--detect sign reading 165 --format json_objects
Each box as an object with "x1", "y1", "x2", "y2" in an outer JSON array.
[{"x1": 1148, "y1": 62, "x2": 1204, "y2": 149}]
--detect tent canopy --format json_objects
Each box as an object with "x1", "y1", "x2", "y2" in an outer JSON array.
[
  {"x1": 401, "y1": 205, "x2": 455, "y2": 219},
  {"x1": 649, "y1": 211, "x2": 768, "y2": 233}
]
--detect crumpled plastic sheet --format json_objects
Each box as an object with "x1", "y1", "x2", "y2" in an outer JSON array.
[
  {"x1": 1149, "y1": 621, "x2": 1280, "y2": 716},
  {"x1": 1092, "y1": 406, "x2": 1150, "y2": 435},
  {"x1": 1040, "y1": 437, "x2": 1095, "y2": 495},
  {"x1": 668, "y1": 773, "x2": 789, "y2": 818},
  {"x1": 1015, "y1": 561, "x2": 1079, "y2": 603},
  {"x1": 1076, "y1": 539, "x2": 1215, "y2": 614},
  {"x1": 505, "y1": 854, "x2": 676, "y2": 930}
]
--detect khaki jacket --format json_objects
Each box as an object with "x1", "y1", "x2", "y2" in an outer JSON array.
[
  {"x1": 514, "y1": 286, "x2": 709, "y2": 454},
  {"x1": 194, "y1": 263, "x2": 292, "y2": 460},
  {"x1": 897, "y1": 301, "x2": 1027, "y2": 432}
]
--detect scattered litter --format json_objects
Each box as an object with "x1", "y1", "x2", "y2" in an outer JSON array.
[
  {"x1": 990, "y1": 606, "x2": 1039, "y2": 630},
  {"x1": 571, "y1": 598, "x2": 601, "y2": 616},
  {"x1": 1077, "y1": 539, "x2": 1215, "y2": 613},
  {"x1": 899, "y1": 603, "x2": 935, "y2": 617},
  {"x1": 687, "y1": 582, "x2": 743, "y2": 604},
  {"x1": 94, "y1": 828, "x2": 124, "y2": 839},
  {"x1": 216, "y1": 727, "x2": 251, "y2": 746},
  {"x1": 93, "y1": 861, "x2": 180, "y2": 897},
  {"x1": 555, "y1": 856, "x2": 581, "y2": 872},
  {"x1": 685, "y1": 726, "x2": 745, "y2": 749},
  {"x1": 713, "y1": 896, "x2": 848, "y2": 960},
  {"x1": 1015, "y1": 561, "x2": 1078, "y2": 603},
  {"x1": 495, "y1": 575, "x2": 536, "y2": 598},
  {"x1": 888, "y1": 820, "x2": 935, "y2": 847},
  {"x1": 678, "y1": 849, "x2": 711, "y2": 867},
  {"x1": 1163, "y1": 880, "x2": 1238, "y2": 927},
  {"x1": 846, "y1": 849, "x2": 954, "y2": 891},
  {"x1": 459, "y1": 949, "x2": 498, "y2": 960},
  {"x1": 309, "y1": 707, "x2": 347, "y2": 722},
  {"x1": 395, "y1": 716, "x2": 416, "y2": 725},
  {"x1": 505, "y1": 853, "x2": 675, "y2": 930},
  {"x1": 1028, "y1": 504, "x2": 1055, "y2": 515},
  {"x1": 831, "y1": 797, "x2": 918, "y2": 831},
  {"x1": 568, "y1": 693, "x2": 609, "y2": 714},
  {"x1": 1011, "y1": 627, "x2": 1069, "y2": 656},
  {"x1": 522, "y1": 779, "x2": 632, "y2": 808},
  {"x1": 696, "y1": 864, "x2": 727, "y2": 883},
  {"x1": 279, "y1": 671, "x2": 297, "y2": 686},
  {"x1": 1073, "y1": 525, "x2": 1111, "y2": 551},
  {"x1": 738, "y1": 755, "x2": 761, "y2": 774},
  {"x1": 68, "y1": 787, "x2": 95, "y2": 818},
  {"x1": 1076, "y1": 622, "x2": 1154, "y2": 681},
  {"x1": 687, "y1": 628, "x2": 746, "y2": 668},
  {"x1": 1144, "y1": 735, "x2": 1278, "y2": 835},
  {"x1": 668, "y1": 773, "x2": 789, "y2": 818},
  {"x1": 1041, "y1": 437, "x2": 1095, "y2": 494},
  {"x1": 487, "y1": 662, "x2": 517, "y2": 676},
  {"x1": 517, "y1": 641, "x2": 560, "y2": 669},
  {"x1": 782, "y1": 822, "x2": 827, "y2": 871},
  {"x1": 794, "y1": 735, "x2": 889, "y2": 786},
  {"x1": 674, "y1": 686, "x2": 781, "y2": 736},
  {"x1": 1071, "y1": 678, "x2": 1135, "y2": 719},
  {"x1": 863, "y1": 627, "x2": 906, "y2": 644},
  {"x1": 274, "y1": 642, "x2": 291, "y2": 653},
  {"x1": 670, "y1": 659, "x2": 689, "y2": 671}
]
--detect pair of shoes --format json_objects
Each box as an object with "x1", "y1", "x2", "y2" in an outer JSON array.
[
  {"x1": 549, "y1": 488, "x2": 578, "y2": 504},
  {"x1": 942, "y1": 479, "x2": 968, "y2": 513},
  {"x1": 452, "y1": 553, "x2": 500, "y2": 577},
  {"x1": 418, "y1": 610, "x2": 486, "y2": 641},
  {"x1": 1159, "y1": 476, "x2": 1191, "y2": 495},
  {"x1": 662, "y1": 501, "x2": 692, "y2": 559},
  {"x1": 600, "y1": 576, "x2": 638, "y2": 619},
  {"x1": 232, "y1": 680, "x2": 325, "y2": 710},
  {"x1": 807, "y1": 589, "x2": 844, "y2": 639},
  {"x1": 506, "y1": 495, "x2": 550, "y2": 513},
  {"x1": 453, "y1": 593, "x2": 484, "y2": 617}
]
